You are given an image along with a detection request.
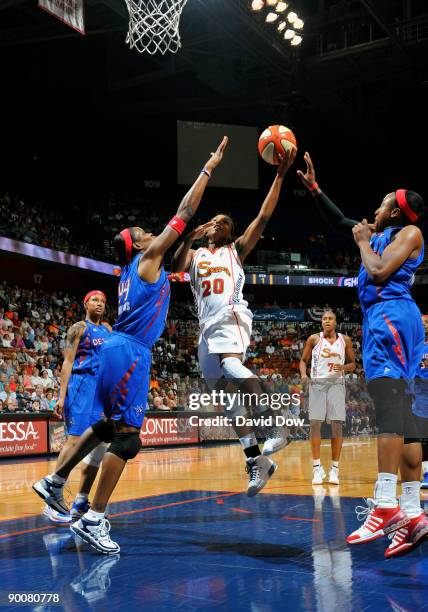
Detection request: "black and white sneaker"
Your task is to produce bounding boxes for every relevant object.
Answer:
[33,477,69,514]
[246,455,278,497]
[262,427,290,456]
[71,517,120,555]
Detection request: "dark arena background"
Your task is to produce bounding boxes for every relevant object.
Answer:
[1,1,427,611]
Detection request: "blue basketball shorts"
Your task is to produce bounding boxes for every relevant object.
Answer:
[64,372,103,436]
[362,299,424,381]
[93,332,151,429]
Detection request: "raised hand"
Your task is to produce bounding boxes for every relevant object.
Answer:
[277,146,297,178]
[187,221,215,241]
[205,136,229,171]
[296,151,316,189]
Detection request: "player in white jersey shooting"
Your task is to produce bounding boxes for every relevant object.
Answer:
[172,149,296,496]
[300,310,355,485]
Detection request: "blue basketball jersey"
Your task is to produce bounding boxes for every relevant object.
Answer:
[358,226,425,313]
[113,253,171,348]
[72,321,111,374]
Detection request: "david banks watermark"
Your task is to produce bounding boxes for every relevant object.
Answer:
[187,390,301,411]
[188,415,305,427]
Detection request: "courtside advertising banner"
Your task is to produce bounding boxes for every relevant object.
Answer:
[140,417,199,447]
[38,0,85,34]
[0,420,48,456]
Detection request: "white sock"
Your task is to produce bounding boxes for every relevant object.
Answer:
[422,461,428,475]
[48,473,66,485]
[331,461,339,469]
[400,481,422,519]
[374,473,398,508]
[75,493,88,504]
[239,433,258,450]
[85,509,105,522]
[313,459,321,468]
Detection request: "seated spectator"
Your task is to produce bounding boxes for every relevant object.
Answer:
[4,397,18,413]
[45,389,56,411]
[2,333,12,348]
[153,396,171,411]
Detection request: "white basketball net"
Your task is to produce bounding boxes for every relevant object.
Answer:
[124,0,188,55]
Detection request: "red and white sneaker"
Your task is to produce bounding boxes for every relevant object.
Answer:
[347,499,410,545]
[384,512,428,558]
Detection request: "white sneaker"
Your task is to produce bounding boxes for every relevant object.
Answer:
[71,517,120,555]
[43,504,71,523]
[246,455,278,497]
[312,465,326,485]
[328,466,340,485]
[33,477,68,514]
[262,427,290,456]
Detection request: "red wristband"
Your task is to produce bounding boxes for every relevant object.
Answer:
[310,182,319,192]
[168,215,187,235]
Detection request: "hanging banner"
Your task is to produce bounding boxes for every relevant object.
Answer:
[38,0,85,35]
[253,308,305,322]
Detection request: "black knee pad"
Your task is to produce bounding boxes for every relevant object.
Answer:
[92,419,114,443]
[367,378,406,435]
[108,432,142,461]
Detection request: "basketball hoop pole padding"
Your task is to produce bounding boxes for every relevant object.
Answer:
[124,0,188,55]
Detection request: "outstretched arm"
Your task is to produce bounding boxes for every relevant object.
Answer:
[297,152,359,233]
[139,137,228,281]
[235,148,297,264]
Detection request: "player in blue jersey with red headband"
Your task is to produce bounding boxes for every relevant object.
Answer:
[33,136,228,554]
[297,152,427,557]
[42,290,112,524]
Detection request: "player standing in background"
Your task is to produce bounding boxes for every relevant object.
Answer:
[297,152,428,557]
[172,149,296,496]
[33,137,228,554]
[300,309,355,485]
[44,291,111,523]
[414,314,428,489]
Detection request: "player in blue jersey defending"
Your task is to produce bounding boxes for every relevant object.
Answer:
[43,290,111,523]
[297,151,428,557]
[33,136,228,554]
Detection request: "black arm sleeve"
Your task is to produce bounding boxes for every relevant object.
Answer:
[312,190,358,234]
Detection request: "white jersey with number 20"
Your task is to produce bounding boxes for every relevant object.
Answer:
[190,243,249,328]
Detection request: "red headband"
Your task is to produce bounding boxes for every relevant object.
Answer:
[120,228,133,262]
[83,290,106,306]
[396,189,419,223]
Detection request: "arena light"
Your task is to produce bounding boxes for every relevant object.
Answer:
[290,34,303,45]
[275,1,288,12]
[287,11,298,23]
[266,0,278,5]
[251,0,265,10]
[294,18,304,29]
[277,20,287,32]
[265,11,279,22]
[284,28,295,39]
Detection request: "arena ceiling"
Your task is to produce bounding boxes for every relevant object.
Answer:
[1,0,427,196]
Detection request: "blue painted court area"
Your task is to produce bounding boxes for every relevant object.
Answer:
[1,491,427,612]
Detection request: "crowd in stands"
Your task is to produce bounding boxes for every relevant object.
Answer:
[1,192,362,272]
[0,279,375,435]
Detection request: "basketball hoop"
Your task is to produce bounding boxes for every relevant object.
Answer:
[124,0,188,55]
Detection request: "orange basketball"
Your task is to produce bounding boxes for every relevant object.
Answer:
[258,124,297,165]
